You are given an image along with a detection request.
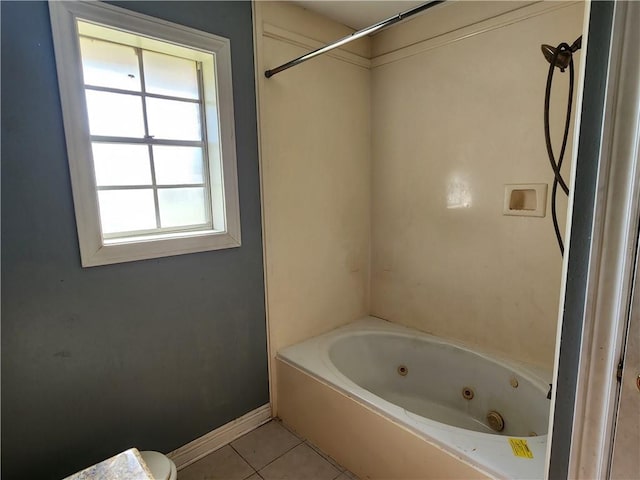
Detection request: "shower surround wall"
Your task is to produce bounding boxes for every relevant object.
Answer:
[370,1,584,369]
[254,2,371,410]
[256,2,584,417]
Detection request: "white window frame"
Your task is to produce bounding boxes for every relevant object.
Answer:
[49,1,241,267]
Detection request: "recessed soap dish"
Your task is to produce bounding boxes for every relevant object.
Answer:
[503,184,548,217]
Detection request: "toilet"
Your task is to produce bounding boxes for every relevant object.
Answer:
[140,451,177,480]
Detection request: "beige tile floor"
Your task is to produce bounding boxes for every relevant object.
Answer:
[178,420,358,480]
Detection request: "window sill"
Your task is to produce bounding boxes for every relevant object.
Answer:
[83,229,241,267]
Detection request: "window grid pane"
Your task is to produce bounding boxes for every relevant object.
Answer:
[92,143,152,186]
[79,36,141,91]
[152,146,205,185]
[158,187,208,228]
[98,189,156,234]
[80,36,213,239]
[85,90,145,137]
[143,50,199,99]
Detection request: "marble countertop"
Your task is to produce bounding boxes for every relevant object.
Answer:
[64,448,154,480]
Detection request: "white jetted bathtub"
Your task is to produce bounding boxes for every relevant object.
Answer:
[277,317,552,479]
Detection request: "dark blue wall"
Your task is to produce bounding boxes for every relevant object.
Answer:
[1,2,268,479]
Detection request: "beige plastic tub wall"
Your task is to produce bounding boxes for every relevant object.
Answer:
[277,360,490,480]
[370,1,585,369]
[254,1,372,412]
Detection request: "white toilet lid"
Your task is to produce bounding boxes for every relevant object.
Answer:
[140,450,173,480]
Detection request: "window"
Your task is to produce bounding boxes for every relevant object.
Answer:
[49,1,241,266]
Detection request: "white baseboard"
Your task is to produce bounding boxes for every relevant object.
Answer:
[167,404,272,470]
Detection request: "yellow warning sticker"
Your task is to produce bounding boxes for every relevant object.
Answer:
[508,438,534,459]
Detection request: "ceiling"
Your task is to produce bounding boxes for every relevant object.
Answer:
[292,1,430,30]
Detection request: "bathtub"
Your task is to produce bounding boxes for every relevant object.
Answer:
[277,316,551,479]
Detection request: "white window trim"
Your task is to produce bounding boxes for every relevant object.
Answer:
[49,1,241,267]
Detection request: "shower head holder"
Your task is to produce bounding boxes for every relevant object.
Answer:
[541,36,582,73]
[541,44,572,72]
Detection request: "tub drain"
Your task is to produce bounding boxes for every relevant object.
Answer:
[397,365,408,376]
[487,411,505,432]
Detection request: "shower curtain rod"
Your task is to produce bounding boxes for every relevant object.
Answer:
[264,0,444,78]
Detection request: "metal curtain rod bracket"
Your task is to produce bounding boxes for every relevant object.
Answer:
[264,0,444,78]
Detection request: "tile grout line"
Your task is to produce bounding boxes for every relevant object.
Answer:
[304,440,346,473]
[265,420,305,442]
[252,438,304,474]
[230,443,259,479]
[247,420,348,477]
[302,442,344,477]
[274,420,354,478]
[229,421,305,476]
[241,471,263,480]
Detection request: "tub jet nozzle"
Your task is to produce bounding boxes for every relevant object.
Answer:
[487,411,505,432]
